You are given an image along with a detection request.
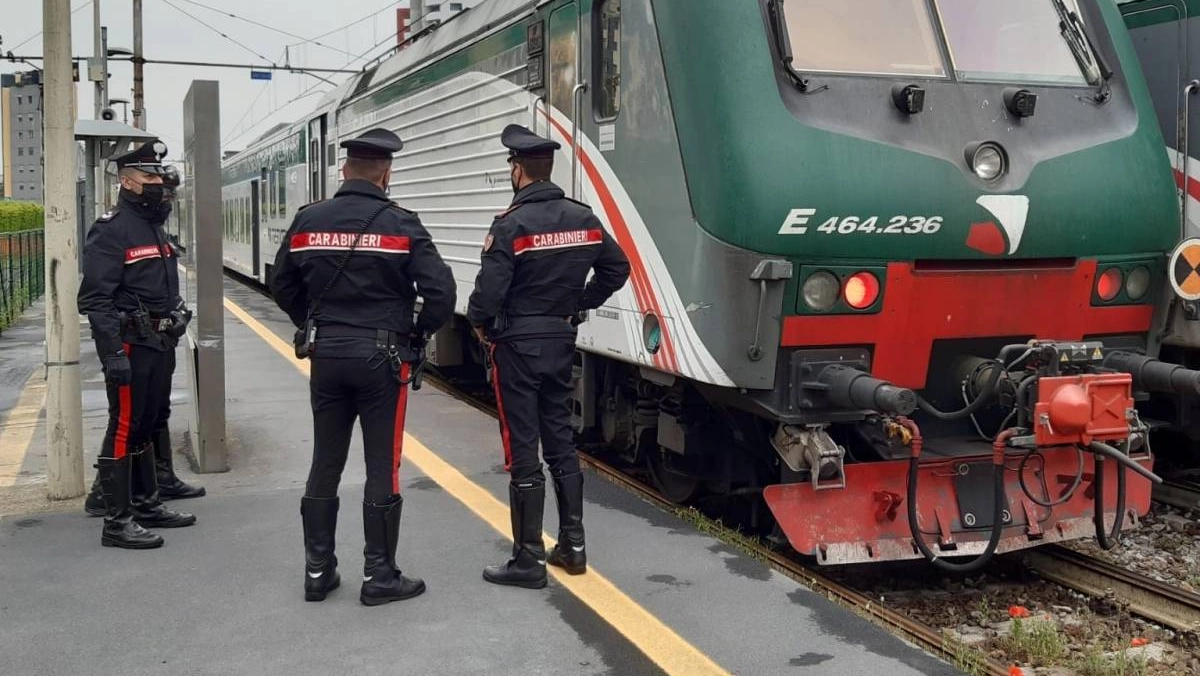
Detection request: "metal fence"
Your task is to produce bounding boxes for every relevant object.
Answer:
[0,230,46,333]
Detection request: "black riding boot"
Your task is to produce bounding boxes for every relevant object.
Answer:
[360,496,426,606]
[97,455,163,549]
[131,444,197,528]
[483,480,547,589]
[153,427,206,500]
[301,496,341,602]
[547,472,586,575]
[84,470,106,516]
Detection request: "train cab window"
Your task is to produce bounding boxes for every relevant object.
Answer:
[595,0,621,120]
[932,0,1092,86]
[777,0,946,77]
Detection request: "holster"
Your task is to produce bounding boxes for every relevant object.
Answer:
[294,316,317,359]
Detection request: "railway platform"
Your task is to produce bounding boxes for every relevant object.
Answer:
[0,279,965,676]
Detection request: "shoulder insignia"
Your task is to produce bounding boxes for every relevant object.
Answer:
[482,234,495,252]
[390,201,417,216]
[97,209,118,222]
[564,197,594,211]
[494,204,524,220]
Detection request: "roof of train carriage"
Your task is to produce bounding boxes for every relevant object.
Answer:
[340,0,539,108]
[224,0,540,168]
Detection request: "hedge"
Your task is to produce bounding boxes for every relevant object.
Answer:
[0,201,45,233]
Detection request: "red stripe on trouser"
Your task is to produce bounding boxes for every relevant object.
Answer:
[489,344,514,472]
[114,343,132,459]
[392,363,411,494]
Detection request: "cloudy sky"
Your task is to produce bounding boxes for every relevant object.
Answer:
[2,0,411,166]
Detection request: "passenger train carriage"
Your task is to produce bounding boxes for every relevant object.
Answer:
[214,0,1199,569]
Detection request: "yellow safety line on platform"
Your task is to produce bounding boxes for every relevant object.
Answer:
[223,296,730,676]
[0,368,47,488]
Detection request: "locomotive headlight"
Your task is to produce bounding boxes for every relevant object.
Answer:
[970,143,1007,181]
[803,271,840,311]
[1126,266,1151,301]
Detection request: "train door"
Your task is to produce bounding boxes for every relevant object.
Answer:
[1121,1,1191,234]
[547,2,580,198]
[250,175,262,277]
[308,115,327,201]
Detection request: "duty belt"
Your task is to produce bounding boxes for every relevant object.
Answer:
[317,325,407,350]
[123,315,175,333]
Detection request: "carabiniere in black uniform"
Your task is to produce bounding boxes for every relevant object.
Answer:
[78,140,198,550]
[468,124,630,589]
[82,163,205,518]
[270,128,456,605]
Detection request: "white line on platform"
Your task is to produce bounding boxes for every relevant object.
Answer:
[0,368,47,488]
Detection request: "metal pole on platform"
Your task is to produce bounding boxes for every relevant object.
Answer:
[100,26,112,210]
[44,0,86,499]
[132,0,145,130]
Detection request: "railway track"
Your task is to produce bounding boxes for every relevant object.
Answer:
[1024,545,1200,634]
[1154,479,1200,511]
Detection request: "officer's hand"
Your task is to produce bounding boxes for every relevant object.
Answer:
[472,325,488,345]
[102,352,132,386]
[570,310,589,328]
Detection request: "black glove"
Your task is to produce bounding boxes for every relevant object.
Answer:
[165,307,191,339]
[569,309,589,328]
[102,352,132,385]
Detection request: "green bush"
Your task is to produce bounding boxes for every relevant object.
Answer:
[0,201,45,233]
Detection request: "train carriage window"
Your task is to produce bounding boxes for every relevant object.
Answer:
[932,0,1092,86]
[548,8,578,117]
[277,167,287,219]
[595,0,621,120]
[778,0,946,77]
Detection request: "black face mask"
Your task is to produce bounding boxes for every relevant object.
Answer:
[510,167,520,195]
[140,184,165,204]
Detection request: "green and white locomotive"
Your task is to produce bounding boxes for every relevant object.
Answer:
[219,0,1197,569]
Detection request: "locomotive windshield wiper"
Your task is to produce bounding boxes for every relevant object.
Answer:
[768,0,825,94]
[1051,0,1114,102]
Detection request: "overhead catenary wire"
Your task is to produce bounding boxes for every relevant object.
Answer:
[161,0,275,65]
[223,26,401,146]
[302,0,403,43]
[5,0,94,53]
[172,0,370,62]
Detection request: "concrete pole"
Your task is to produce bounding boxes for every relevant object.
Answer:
[133,0,144,130]
[43,0,86,499]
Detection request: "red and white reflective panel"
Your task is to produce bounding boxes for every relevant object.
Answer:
[124,245,172,264]
[512,229,603,256]
[289,231,410,254]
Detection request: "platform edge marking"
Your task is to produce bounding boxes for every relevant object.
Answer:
[223,296,731,676]
[0,368,48,488]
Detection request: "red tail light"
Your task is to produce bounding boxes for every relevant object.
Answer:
[1096,268,1122,301]
[843,272,880,310]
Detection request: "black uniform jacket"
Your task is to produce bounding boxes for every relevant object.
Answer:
[78,191,182,356]
[269,179,456,350]
[467,181,630,340]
